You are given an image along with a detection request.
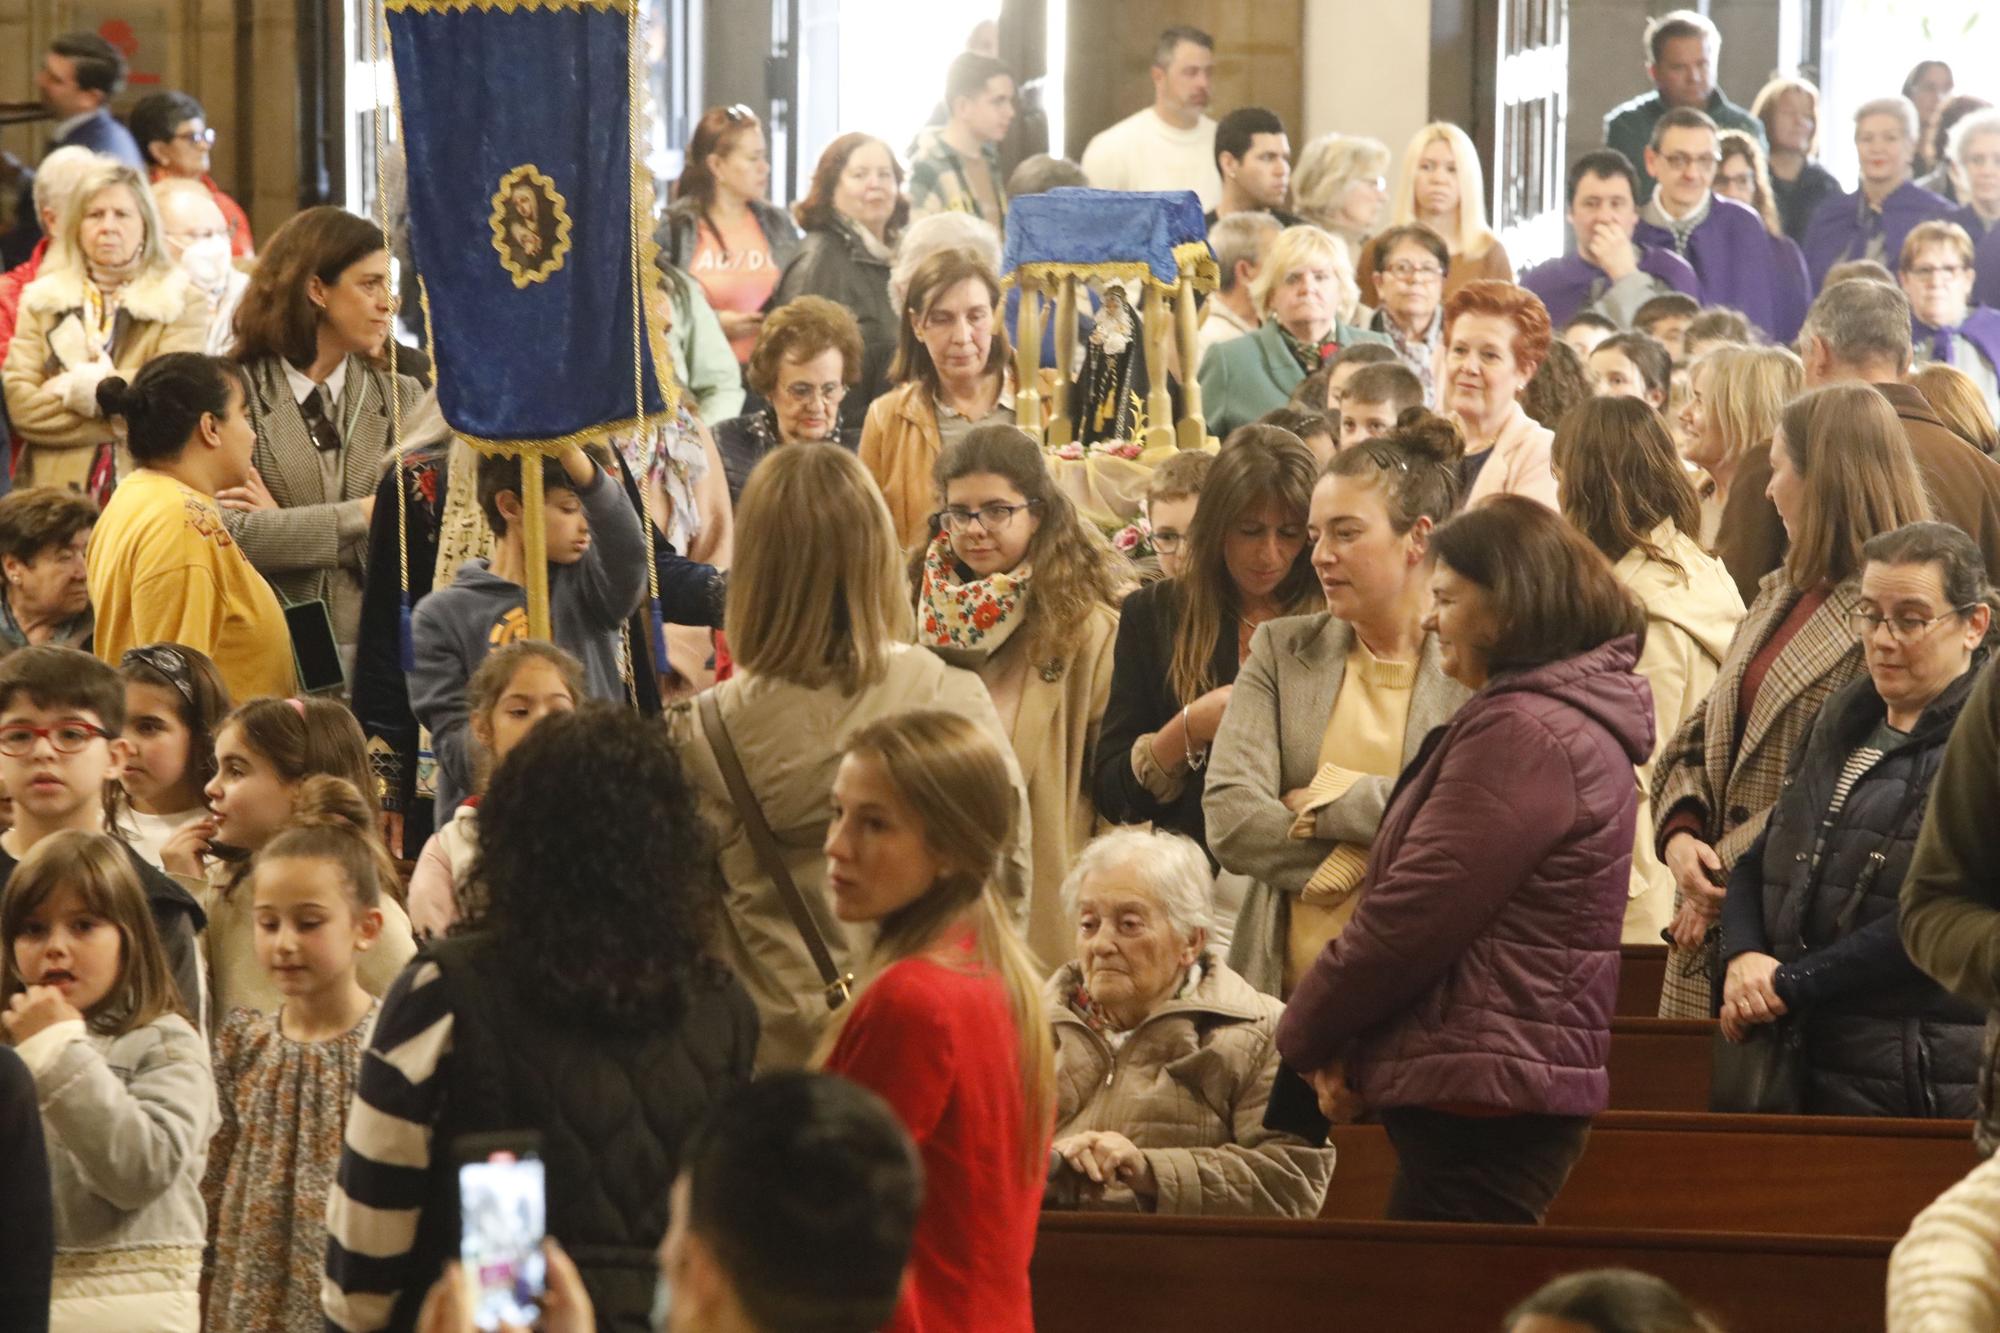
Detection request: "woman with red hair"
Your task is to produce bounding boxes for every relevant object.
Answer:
[659,105,803,364]
[1442,280,1558,510]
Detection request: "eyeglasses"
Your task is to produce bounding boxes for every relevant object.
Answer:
[1148,529,1186,554]
[1659,152,1721,172]
[122,644,198,714]
[781,380,848,406]
[1847,605,1974,644]
[937,500,1039,533]
[0,722,108,757]
[1716,170,1755,192]
[1905,264,1967,281]
[173,127,218,147]
[1383,260,1444,283]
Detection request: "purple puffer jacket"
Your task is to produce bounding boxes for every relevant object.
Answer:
[1277,635,1654,1117]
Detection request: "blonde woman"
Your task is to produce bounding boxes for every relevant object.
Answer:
[1357,123,1513,307]
[4,159,204,492]
[1678,344,1802,601]
[1293,134,1392,260]
[1752,75,1840,244]
[666,443,1030,1069]
[1198,225,1389,436]
[1911,361,1999,454]
[818,709,1055,1333]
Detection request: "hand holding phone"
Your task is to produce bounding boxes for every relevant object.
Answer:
[457,1135,547,1332]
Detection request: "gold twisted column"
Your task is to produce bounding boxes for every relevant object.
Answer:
[1048,276,1078,448]
[1175,278,1205,450]
[1141,284,1173,452]
[1015,282,1043,436]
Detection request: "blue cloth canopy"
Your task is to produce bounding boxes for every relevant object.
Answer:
[1001,188,1217,292]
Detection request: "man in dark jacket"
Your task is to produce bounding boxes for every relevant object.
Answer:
[1797,278,2000,578]
[7,33,144,264]
[1602,10,1767,206]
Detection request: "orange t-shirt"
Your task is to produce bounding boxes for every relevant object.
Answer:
[689,210,779,363]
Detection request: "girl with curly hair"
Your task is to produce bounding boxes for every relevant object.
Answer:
[919,424,1128,970]
[323,703,759,1332]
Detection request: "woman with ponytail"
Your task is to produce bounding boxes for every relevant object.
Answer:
[83,352,296,701]
[818,709,1054,1333]
[202,775,390,1332]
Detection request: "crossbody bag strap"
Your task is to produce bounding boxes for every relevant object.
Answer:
[697,691,852,1010]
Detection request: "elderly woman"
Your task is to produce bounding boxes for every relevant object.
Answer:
[710,295,863,504]
[1357,123,1513,308]
[1205,413,1470,996]
[129,89,251,258]
[1653,384,1932,1018]
[1945,109,2000,239]
[1720,521,1990,1118]
[770,133,907,431]
[1753,75,1842,244]
[3,159,205,493]
[1802,96,1955,291]
[1045,828,1335,1218]
[0,486,95,651]
[1198,225,1388,438]
[1294,134,1392,259]
[1363,223,1450,405]
[859,245,1012,549]
[1278,496,1653,1224]
[1442,280,1558,508]
[1900,220,2000,415]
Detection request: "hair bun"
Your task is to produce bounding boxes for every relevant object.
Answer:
[95,376,134,419]
[285,774,372,837]
[1388,408,1466,465]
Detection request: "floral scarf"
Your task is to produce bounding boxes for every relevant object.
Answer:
[917,531,1031,658]
[1066,961,1205,1050]
[1277,321,1341,376]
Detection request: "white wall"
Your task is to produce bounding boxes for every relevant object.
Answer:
[1301,0,1432,153]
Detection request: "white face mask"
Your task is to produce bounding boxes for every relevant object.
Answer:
[179,235,232,293]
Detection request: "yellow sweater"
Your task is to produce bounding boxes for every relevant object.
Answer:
[1283,638,1417,994]
[87,471,297,701]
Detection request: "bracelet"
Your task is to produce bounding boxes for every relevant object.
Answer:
[1182,704,1207,773]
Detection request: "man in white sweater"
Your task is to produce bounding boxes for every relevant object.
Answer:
[1079,26,1221,211]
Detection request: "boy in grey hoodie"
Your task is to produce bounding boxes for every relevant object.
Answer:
[410,442,645,814]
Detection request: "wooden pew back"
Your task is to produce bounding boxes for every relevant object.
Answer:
[1321,1110,1977,1238]
[1032,1214,1891,1333]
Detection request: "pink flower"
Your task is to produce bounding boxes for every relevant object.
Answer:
[1113,525,1142,552]
[1107,441,1141,459]
[1055,441,1085,460]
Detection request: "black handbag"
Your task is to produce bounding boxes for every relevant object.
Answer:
[1710,1020,1805,1113]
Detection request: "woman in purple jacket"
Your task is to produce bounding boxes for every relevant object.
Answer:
[1277,496,1655,1225]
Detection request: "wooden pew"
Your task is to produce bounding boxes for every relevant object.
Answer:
[1320,1110,1977,1238]
[1032,1214,1891,1333]
[1609,1017,1713,1111]
[1617,941,1668,1016]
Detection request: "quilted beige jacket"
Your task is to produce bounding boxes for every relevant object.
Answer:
[1047,957,1334,1218]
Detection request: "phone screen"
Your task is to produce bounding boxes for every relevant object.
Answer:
[458,1149,547,1331]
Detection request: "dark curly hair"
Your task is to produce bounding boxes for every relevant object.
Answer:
[473,703,720,1031]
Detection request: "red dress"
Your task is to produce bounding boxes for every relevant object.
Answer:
[825,940,1043,1332]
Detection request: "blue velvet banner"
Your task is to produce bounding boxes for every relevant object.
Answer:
[1002,188,1216,290]
[386,0,671,450]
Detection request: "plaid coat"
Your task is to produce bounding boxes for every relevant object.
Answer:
[1649,571,1867,1016]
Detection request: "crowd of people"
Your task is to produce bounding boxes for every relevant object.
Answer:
[10,9,2000,1332]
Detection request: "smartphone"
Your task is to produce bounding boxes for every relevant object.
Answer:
[283,598,346,695]
[456,1133,547,1332]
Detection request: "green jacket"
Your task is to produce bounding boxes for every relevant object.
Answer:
[1197,316,1390,438]
[1604,88,1768,205]
[1901,653,2000,1151]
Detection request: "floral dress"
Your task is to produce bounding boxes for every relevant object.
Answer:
[202,1001,378,1332]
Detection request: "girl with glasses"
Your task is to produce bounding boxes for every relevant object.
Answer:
[918,426,1126,972]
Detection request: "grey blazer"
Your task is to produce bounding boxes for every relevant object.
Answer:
[1202,612,1470,994]
[225,355,425,626]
